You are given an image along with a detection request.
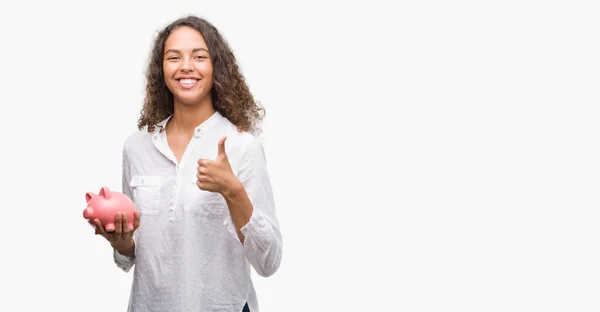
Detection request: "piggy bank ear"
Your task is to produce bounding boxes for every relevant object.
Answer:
[99,187,112,200]
[85,192,96,203]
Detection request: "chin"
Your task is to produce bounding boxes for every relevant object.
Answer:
[175,94,209,106]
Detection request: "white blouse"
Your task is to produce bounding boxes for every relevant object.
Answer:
[113,111,282,312]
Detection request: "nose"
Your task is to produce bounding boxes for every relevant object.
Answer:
[180,57,195,72]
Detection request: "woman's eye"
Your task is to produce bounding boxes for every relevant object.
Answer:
[195,55,207,59]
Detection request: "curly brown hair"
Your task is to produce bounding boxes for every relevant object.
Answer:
[137,15,264,134]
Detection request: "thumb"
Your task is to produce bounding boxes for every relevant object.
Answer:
[217,135,228,158]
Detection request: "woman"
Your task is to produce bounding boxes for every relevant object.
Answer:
[93,15,282,312]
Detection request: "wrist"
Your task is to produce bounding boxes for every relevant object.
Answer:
[222,177,244,201]
[114,239,135,256]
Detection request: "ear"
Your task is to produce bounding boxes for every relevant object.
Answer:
[99,187,112,200]
[85,192,96,203]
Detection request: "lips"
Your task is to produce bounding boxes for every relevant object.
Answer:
[176,78,200,89]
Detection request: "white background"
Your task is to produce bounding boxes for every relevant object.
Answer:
[0,0,598,311]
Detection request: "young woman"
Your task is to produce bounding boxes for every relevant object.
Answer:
[93,15,282,312]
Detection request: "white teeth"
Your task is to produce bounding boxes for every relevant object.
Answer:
[180,79,198,85]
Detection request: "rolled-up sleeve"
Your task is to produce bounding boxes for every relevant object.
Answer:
[113,143,137,272]
[234,136,283,277]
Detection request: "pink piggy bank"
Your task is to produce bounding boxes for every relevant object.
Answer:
[83,186,137,232]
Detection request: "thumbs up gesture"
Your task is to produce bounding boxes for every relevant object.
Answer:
[196,135,236,195]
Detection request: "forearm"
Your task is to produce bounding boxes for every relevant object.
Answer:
[114,240,136,259]
[222,177,282,276]
[219,136,283,277]
[222,179,254,244]
[113,239,136,272]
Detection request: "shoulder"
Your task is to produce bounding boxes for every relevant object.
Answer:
[122,126,156,157]
[219,116,262,148]
[227,124,264,152]
[218,119,267,165]
[237,132,267,166]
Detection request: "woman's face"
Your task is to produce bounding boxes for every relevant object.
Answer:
[163,26,214,106]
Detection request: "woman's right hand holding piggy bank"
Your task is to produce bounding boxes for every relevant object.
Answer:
[94,212,141,258]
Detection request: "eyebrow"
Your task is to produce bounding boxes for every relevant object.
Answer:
[165,48,209,54]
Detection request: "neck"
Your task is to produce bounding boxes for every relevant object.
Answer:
[168,97,216,134]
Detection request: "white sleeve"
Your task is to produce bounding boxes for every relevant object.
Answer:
[226,136,283,277]
[113,143,137,272]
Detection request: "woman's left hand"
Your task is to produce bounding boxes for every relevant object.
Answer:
[196,136,237,195]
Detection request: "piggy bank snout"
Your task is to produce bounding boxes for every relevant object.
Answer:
[83,207,94,219]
